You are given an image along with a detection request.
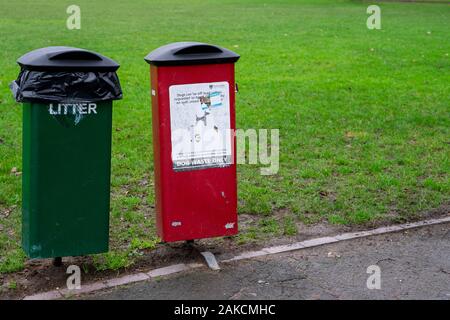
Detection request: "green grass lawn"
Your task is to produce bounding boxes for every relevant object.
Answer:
[0,0,449,273]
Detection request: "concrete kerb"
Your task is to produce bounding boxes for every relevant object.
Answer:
[22,215,450,300]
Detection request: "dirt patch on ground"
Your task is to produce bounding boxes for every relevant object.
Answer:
[0,203,448,300]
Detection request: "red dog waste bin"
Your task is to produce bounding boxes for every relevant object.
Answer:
[145,42,240,242]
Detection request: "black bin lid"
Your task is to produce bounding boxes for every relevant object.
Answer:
[17,46,120,71]
[144,42,240,66]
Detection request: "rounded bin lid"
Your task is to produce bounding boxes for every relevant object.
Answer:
[144,42,240,66]
[17,46,120,71]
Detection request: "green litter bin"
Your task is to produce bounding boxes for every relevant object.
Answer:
[10,46,122,259]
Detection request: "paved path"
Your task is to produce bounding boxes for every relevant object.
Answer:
[86,222,450,300]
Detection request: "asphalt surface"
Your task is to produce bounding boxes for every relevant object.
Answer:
[86,222,450,300]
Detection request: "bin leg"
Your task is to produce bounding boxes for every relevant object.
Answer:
[53,257,62,267]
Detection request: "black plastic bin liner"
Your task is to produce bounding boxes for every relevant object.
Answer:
[10,46,123,103]
[10,69,122,103]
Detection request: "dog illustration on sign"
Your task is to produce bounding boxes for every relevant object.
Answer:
[193,91,222,143]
